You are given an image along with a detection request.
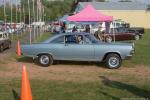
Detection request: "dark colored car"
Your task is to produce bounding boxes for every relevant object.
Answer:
[129,27,145,34]
[100,28,142,42]
[0,32,11,52]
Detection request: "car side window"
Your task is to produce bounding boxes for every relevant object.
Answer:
[65,35,77,44]
[51,36,64,44]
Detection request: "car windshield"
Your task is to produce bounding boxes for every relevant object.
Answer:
[85,34,99,43]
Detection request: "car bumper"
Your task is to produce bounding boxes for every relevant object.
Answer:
[124,55,133,59]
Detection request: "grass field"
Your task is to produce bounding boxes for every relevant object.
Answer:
[0,75,150,100]
[35,32,54,43]
[0,30,150,100]
[131,29,150,65]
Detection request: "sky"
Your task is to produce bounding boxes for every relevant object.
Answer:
[0,0,150,5]
[0,0,20,5]
[110,0,150,4]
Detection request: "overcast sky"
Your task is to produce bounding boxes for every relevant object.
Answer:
[0,0,20,5]
[0,0,150,5]
[110,0,150,4]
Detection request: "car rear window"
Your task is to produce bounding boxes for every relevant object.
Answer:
[51,35,64,43]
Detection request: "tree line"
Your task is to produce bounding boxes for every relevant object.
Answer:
[0,0,73,23]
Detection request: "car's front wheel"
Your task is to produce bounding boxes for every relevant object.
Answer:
[0,45,3,52]
[134,35,140,40]
[106,36,112,43]
[38,54,53,67]
[8,42,11,49]
[105,54,122,69]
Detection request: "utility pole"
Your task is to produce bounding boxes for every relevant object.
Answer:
[16,0,18,37]
[10,0,13,39]
[19,0,22,36]
[28,0,31,43]
[4,0,6,32]
[37,0,39,39]
[33,0,35,41]
[23,4,25,32]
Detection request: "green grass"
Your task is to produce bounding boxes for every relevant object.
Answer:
[0,78,150,100]
[35,32,53,42]
[10,32,26,41]
[125,29,150,66]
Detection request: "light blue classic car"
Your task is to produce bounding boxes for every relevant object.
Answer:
[21,32,134,69]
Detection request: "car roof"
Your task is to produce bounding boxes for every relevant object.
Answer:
[57,32,90,36]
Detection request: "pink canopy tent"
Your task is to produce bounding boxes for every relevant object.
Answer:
[68,4,113,22]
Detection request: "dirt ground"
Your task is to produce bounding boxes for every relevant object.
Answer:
[0,51,150,83]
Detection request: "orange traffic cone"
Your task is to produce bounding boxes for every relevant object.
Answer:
[21,66,33,100]
[17,40,21,56]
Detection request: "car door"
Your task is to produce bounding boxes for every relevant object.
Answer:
[60,34,94,61]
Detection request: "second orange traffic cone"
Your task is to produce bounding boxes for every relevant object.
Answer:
[21,66,33,100]
[17,40,21,56]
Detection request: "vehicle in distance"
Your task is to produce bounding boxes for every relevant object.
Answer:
[21,32,135,69]
[129,27,144,34]
[0,31,11,52]
[101,28,142,42]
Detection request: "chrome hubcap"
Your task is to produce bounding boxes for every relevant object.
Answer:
[40,55,49,65]
[108,57,119,68]
[107,37,112,43]
[135,35,139,40]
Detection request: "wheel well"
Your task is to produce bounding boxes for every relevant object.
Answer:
[0,43,4,46]
[0,43,4,48]
[37,53,53,59]
[102,52,121,61]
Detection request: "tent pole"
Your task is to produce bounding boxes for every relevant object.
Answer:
[113,22,115,42]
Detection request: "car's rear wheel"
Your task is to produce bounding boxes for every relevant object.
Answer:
[8,42,11,49]
[105,54,122,69]
[134,35,140,40]
[38,54,53,67]
[0,45,4,52]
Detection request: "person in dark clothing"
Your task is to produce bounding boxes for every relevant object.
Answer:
[72,26,77,32]
[85,24,90,33]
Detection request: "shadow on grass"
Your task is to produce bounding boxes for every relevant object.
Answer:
[17,57,106,68]
[99,76,150,98]
[98,91,120,100]
[12,89,20,100]
[17,57,34,63]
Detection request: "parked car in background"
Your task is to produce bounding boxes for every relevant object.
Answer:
[0,31,11,52]
[129,27,145,34]
[21,32,134,69]
[100,28,142,42]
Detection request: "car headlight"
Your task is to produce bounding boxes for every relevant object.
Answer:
[131,42,135,54]
[130,49,135,54]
